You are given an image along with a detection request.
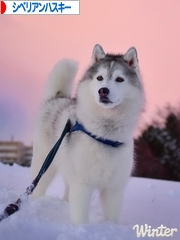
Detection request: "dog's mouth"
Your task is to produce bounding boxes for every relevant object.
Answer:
[99,97,112,104]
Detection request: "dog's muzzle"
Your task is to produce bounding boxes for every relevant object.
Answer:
[98,88,111,104]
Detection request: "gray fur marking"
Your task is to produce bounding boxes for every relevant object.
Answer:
[82,54,141,89]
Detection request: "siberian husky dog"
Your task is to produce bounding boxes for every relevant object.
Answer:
[31,44,145,224]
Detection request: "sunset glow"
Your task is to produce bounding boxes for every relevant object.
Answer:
[0,0,180,143]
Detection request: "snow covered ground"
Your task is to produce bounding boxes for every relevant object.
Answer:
[0,163,179,240]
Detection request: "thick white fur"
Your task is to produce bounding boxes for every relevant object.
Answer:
[31,47,145,224]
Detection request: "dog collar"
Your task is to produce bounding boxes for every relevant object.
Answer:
[70,121,123,148]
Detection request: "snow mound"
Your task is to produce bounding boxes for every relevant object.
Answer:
[0,163,179,240]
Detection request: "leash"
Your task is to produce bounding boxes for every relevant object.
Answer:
[0,119,71,223]
[0,118,122,223]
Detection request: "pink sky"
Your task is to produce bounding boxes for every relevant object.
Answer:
[0,0,180,144]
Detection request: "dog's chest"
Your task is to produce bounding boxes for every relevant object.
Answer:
[66,133,124,187]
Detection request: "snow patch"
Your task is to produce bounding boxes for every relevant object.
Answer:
[0,163,179,240]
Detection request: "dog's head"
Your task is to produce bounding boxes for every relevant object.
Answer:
[80,44,143,109]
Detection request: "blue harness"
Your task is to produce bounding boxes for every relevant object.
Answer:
[71,121,123,148]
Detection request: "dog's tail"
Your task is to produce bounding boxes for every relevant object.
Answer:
[44,59,78,100]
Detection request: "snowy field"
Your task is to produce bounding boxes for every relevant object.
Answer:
[0,163,179,240]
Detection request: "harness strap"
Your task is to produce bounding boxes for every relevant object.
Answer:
[71,121,123,147]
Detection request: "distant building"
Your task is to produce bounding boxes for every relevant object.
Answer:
[0,140,32,167]
[23,145,33,167]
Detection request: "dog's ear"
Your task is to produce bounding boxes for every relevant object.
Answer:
[91,44,106,65]
[123,47,138,68]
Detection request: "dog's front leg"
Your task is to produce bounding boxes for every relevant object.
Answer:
[69,182,92,224]
[100,186,125,224]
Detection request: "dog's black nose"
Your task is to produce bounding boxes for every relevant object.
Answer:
[98,88,109,97]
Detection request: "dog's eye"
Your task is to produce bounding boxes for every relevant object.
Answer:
[97,76,103,81]
[115,77,124,83]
